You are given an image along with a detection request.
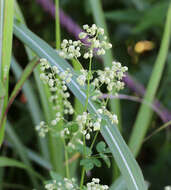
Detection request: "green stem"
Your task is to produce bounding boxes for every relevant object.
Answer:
[55,0,60,49]
[84,57,92,111]
[129,2,171,157]
[80,167,86,189]
[63,139,70,178]
[90,131,99,150]
[143,120,171,143]
[80,57,93,188]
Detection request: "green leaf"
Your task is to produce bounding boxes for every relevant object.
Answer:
[92,158,101,167]
[0,157,44,181]
[80,158,101,172]
[100,153,111,168]
[80,158,94,172]
[76,144,92,157]
[67,122,79,133]
[96,141,107,153]
[13,20,147,190]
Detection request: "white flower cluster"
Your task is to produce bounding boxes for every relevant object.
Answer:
[79,24,112,57]
[59,24,112,60]
[95,61,128,92]
[76,112,102,140]
[45,178,78,190]
[35,121,48,138]
[51,112,62,126]
[40,58,50,71]
[45,178,109,190]
[86,178,109,190]
[76,69,88,86]
[59,68,73,84]
[165,186,171,190]
[36,59,74,138]
[59,39,82,59]
[98,107,118,124]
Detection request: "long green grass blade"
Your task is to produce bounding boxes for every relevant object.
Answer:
[129,2,171,157]
[5,122,40,188]
[0,156,44,181]
[0,0,14,146]
[0,0,4,68]
[13,21,147,190]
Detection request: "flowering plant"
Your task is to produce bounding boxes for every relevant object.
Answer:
[36,24,128,190]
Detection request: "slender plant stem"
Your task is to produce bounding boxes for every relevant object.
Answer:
[144,120,171,143]
[129,2,171,157]
[55,0,60,49]
[90,131,99,150]
[80,57,93,188]
[63,139,70,178]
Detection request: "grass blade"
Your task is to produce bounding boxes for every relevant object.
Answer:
[129,2,171,156]
[0,0,4,68]
[13,20,147,190]
[0,156,44,181]
[0,0,14,146]
[5,121,40,188]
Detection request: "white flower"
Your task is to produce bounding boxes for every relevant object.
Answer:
[165,186,171,190]
[35,121,49,138]
[79,32,87,39]
[83,52,89,59]
[93,119,101,131]
[86,133,90,140]
[59,39,81,59]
